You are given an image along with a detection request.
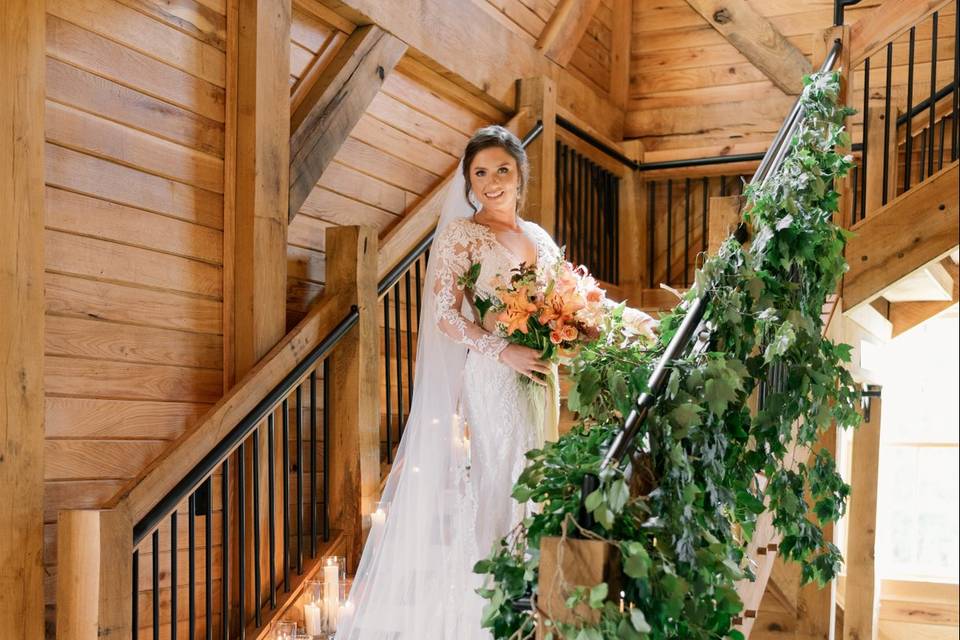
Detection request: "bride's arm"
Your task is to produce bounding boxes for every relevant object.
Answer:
[432,226,509,360]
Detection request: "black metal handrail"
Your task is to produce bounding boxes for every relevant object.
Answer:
[577,39,844,523]
[557,115,640,170]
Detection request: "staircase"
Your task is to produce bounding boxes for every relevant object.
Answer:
[51,2,958,639]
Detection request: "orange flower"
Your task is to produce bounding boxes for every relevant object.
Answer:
[538,286,585,326]
[560,324,578,342]
[497,285,537,335]
[549,329,564,344]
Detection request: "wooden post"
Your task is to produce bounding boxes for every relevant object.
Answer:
[517,77,557,237]
[0,1,45,638]
[231,0,291,380]
[56,510,132,640]
[843,387,882,640]
[618,159,644,298]
[794,424,839,640]
[325,226,380,573]
[708,195,744,255]
[813,26,852,229]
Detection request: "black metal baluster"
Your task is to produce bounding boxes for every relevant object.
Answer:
[592,164,599,274]
[684,177,691,286]
[252,427,262,628]
[281,400,290,593]
[883,42,893,205]
[904,26,916,192]
[919,130,928,181]
[577,156,590,264]
[939,113,947,170]
[647,181,656,288]
[322,359,331,543]
[152,530,160,640]
[383,292,392,464]
[851,165,859,225]
[132,549,139,640]
[171,511,178,640]
[606,171,614,282]
[404,271,414,422]
[414,258,423,332]
[309,370,318,558]
[237,444,245,637]
[860,57,870,222]
[560,144,568,251]
[393,283,403,436]
[555,139,562,239]
[666,179,673,286]
[295,385,303,574]
[701,177,708,254]
[189,495,196,640]
[267,413,276,609]
[220,459,229,640]
[204,477,212,640]
[928,12,939,178]
[613,172,621,283]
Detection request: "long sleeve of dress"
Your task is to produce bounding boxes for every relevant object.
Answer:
[433,224,509,360]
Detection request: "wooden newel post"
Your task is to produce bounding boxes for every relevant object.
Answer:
[56,509,132,640]
[536,536,622,638]
[813,25,852,228]
[708,195,745,255]
[325,226,380,574]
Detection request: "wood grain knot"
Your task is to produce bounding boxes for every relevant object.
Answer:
[713,8,732,24]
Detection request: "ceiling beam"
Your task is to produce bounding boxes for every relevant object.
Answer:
[536,0,602,67]
[288,24,406,222]
[319,0,624,140]
[685,0,812,95]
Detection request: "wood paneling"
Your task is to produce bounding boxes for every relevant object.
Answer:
[41,0,228,628]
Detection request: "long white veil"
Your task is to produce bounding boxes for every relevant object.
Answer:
[336,160,491,639]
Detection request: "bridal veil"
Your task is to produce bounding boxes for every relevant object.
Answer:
[335,160,491,639]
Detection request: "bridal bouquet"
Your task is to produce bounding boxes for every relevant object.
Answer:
[461,257,611,364]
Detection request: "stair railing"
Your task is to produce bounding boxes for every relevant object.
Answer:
[576,38,844,525]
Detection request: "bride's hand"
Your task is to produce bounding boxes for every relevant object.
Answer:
[498,344,551,385]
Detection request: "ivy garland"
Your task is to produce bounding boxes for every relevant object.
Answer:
[474,72,862,640]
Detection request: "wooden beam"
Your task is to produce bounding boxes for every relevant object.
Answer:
[850,0,953,68]
[536,0,602,68]
[289,25,407,221]
[55,510,131,640]
[323,0,624,141]
[0,1,45,638]
[844,161,959,309]
[843,388,882,640]
[618,141,644,287]
[517,77,557,237]
[888,259,958,337]
[324,226,379,573]
[685,0,812,95]
[233,0,292,380]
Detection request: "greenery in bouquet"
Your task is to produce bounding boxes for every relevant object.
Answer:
[474,71,862,640]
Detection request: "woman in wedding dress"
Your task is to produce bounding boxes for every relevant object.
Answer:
[335,126,653,640]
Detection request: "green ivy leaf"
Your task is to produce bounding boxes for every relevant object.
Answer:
[630,608,652,633]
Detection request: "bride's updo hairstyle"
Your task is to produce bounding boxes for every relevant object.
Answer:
[461,125,530,214]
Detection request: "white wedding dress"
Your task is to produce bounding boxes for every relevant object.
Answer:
[334,165,563,640]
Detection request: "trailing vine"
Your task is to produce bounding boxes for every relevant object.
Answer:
[474,72,862,640]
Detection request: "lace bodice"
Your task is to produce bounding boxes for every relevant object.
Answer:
[432,217,561,359]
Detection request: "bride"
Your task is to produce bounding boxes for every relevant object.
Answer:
[335,125,654,639]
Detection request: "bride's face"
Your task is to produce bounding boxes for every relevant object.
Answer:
[468,146,520,213]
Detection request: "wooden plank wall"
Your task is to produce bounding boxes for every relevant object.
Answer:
[628,0,957,163]
[475,0,615,98]
[42,0,228,630]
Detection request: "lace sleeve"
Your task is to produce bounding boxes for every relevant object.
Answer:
[432,224,509,360]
